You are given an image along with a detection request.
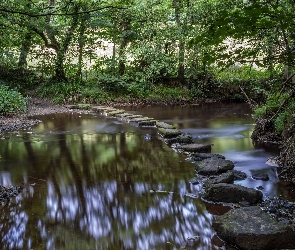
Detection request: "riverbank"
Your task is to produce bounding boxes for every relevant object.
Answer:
[0,98,91,134]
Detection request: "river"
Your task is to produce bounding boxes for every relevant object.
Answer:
[0,102,291,249]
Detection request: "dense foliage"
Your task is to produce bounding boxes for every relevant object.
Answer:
[0,0,294,130]
[0,84,27,115]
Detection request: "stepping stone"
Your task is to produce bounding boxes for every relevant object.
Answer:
[64,104,79,109]
[158,128,182,138]
[165,134,194,145]
[120,115,143,120]
[213,206,295,250]
[177,143,212,153]
[156,121,176,129]
[204,183,263,204]
[116,113,136,118]
[77,104,91,109]
[105,109,126,116]
[91,106,110,112]
[195,157,234,175]
[138,120,157,127]
[128,117,155,123]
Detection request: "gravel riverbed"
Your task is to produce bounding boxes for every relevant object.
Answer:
[0,98,89,134]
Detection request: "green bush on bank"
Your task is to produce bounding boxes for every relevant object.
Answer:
[0,84,27,115]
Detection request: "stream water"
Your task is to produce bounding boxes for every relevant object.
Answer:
[0,102,291,250]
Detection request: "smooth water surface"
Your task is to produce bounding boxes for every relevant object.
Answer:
[0,103,290,250]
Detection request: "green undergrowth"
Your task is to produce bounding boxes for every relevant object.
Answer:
[34,77,194,105]
[0,83,27,115]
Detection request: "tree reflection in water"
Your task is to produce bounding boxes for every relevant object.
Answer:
[0,104,268,250]
[0,108,259,249]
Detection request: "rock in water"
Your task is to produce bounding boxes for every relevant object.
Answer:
[213,206,295,250]
[203,183,263,204]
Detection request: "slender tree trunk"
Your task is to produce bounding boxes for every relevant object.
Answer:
[18,32,32,72]
[76,16,87,81]
[54,5,79,81]
[118,18,130,76]
[173,0,185,83]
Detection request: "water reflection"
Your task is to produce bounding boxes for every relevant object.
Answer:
[0,103,289,249]
[0,112,217,249]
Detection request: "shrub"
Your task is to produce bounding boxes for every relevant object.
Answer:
[0,84,27,115]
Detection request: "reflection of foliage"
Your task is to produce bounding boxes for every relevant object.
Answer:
[0,113,215,249]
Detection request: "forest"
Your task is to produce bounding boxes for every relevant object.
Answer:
[0,0,295,180]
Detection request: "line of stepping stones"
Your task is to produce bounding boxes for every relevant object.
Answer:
[73,105,295,250]
[89,105,213,154]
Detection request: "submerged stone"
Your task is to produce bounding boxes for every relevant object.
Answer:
[213,206,295,250]
[195,157,234,175]
[204,183,263,204]
[252,173,269,181]
[233,170,247,180]
[158,128,182,138]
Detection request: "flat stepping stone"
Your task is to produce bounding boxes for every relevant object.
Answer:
[77,104,91,109]
[204,171,234,186]
[116,113,136,118]
[191,153,225,162]
[128,117,155,123]
[138,120,157,127]
[92,106,111,112]
[165,134,194,145]
[120,115,143,120]
[105,109,126,116]
[195,157,234,175]
[64,104,79,109]
[158,128,182,138]
[213,206,295,250]
[156,121,176,129]
[177,143,211,153]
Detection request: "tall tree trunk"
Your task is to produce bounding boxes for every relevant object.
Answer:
[173,0,185,83]
[54,5,80,81]
[76,16,87,81]
[118,17,131,76]
[18,32,32,72]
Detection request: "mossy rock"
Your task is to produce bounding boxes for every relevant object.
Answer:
[77,103,91,109]
[158,128,182,138]
[138,120,157,127]
[106,109,126,116]
[156,121,176,129]
[177,143,212,153]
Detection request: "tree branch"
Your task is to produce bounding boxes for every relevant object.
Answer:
[0,5,126,17]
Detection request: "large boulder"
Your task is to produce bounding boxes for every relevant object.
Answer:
[212,206,295,250]
[195,157,234,175]
[203,183,263,204]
